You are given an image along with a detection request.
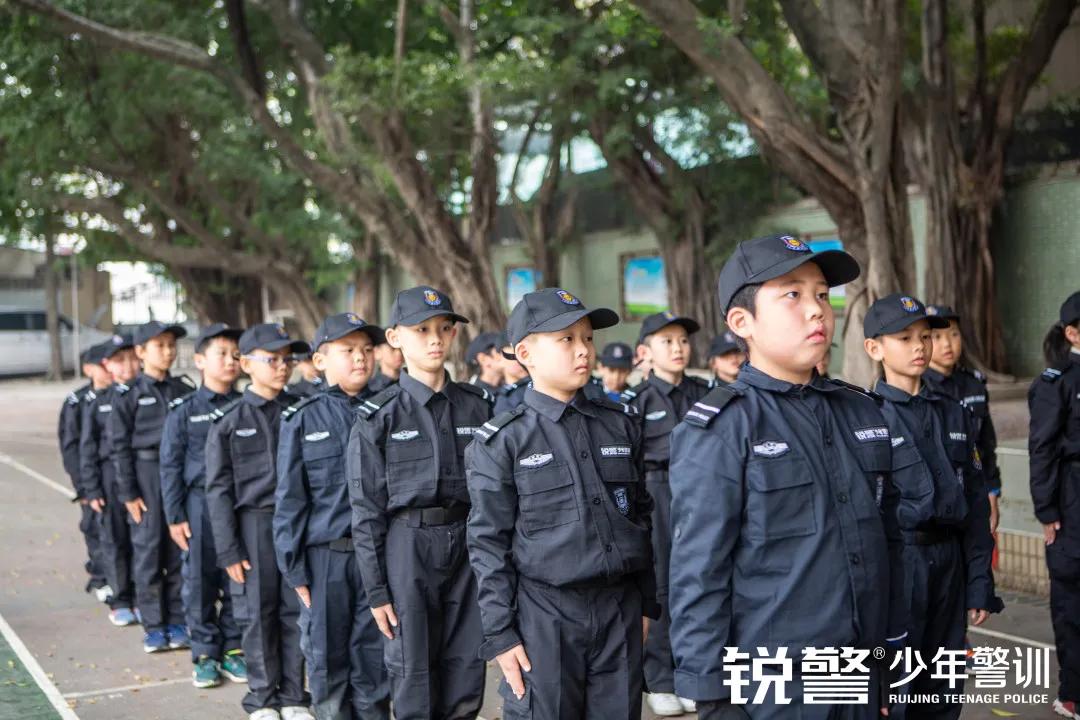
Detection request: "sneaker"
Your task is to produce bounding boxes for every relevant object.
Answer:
[143,630,168,653]
[93,585,114,604]
[134,608,143,625]
[166,624,190,650]
[221,649,248,683]
[281,707,315,720]
[248,710,281,720]
[192,656,223,689]
[1054,699,1080,719]
[109,608,138,627]
[678,697,697,713]
[645,692,685,716]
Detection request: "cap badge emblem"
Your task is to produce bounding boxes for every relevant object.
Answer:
[423,290,441,306]
[900,296,918,313]
[781,235,810,252]
[556,290,580,305]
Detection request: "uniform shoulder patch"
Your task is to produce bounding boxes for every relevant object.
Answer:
[177,375,198,390]
[826,378,884,405]
[589,395,640,417]
[114,382,130,395]
[683,386,740,428]
[475,406,527,443]
[970,368,987,383]
[66,391,80,406]
[210,397,243,423]
[457,381,495,405]
[357,385,402,420]
[282,394,320,421]
[168,393,194,410]
[85,389,98,402]
[620,380,648,402]
[1041,367,1063,382]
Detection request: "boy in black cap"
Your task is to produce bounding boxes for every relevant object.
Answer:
[596,341,633,401]
[620,311,709,717]
[206,324,312,720]
[863,294,999,719]
[160,323,247,688]
[111,320,198,653]
[466,330,505,396]
[706,331,745,388]
[287,350,325,398]
[369,341,405,393]
[667,235,905,719]
[81,335,140,627]
[60,343,112,601]
[348,286,493,720]
[466,287,658,719]
[923,304,1002,533]
[274,313,389,720]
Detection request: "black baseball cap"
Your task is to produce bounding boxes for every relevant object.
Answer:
[598,342,633,369]
[312,313,385,351]
[134,320,187,346]
[718,234,860,313]
[708,330,742,358]
[389,286,469,327]
[239,323,310,355]
[101,333,134,360]
[925,304,960,322]
[864,293,950,338]
[194,323,243,352]
[81,342,110,366]
[466,331,502,363]
[504,288,618,358]
[1060,291,1080,327]
[637,311,701,345]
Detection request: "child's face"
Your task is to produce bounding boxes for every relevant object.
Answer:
[729,262,834,375]
[476,349,504,381]
[104,348,139,384]
[710,350,745,383]
[597,363,630,393]
[387,316,457,376]
[643,325,691,374]
[314,331,375,394]
[375,343,405,374]
[518,317,595,396]
[83,362,111,386]
[296,359,319,381]
[135,333,178,373]
[930,320,963,371]
[499,348,529,383]
[242,348,291,392]
[195,337,240,386]
[864,318,932,380]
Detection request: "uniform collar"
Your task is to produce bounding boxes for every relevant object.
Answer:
[1071,347,1080,363]
[398,370,460,406]
[738,363,821,395]
[525,386,597,422]
[325,384,369,405]
[873,379,930,404]
[243,387,276,407]
[138,371,171,388]
[646,372,681,395]
[922,367,949,385]
[196,384,235,403]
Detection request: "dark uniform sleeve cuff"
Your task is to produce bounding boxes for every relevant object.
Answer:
[674,669,730,702]
[1034,508,1060,525]
[478,628,523,661]
[215,548,245,568]
[166,513,187,526]
[643,600,662,621]
[365,587,391,609]
[284,568,310,589]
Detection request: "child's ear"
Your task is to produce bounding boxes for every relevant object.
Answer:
[726,307,752,342]
[1065,324,1080,346]
[863,337,883,362]
[385,327,402,350]
[312,351,328,373]
[193,354,206,371]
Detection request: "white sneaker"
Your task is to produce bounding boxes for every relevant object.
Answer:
[94,585,114,603]
[646,692,685,716]
[281,707,315,720]
[1053,699,1080,719]
[679,697,697,713]
[248,710,281,720]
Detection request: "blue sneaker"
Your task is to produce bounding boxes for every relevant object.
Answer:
[192,656,222,688]
[166,624,190,650]
[143,630,168,653]
[221,650,247,683]
[109,608,138,627]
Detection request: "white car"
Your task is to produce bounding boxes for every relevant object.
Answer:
[0,307,111,376]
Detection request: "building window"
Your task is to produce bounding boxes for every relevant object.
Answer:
[506,266,541,309]
[620,253,669,320]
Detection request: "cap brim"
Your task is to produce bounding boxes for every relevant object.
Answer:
[394,309,470,327]
[599,356,633,369]
[139,324,187,344]
[318,325,387,349]
[874,313,950,337]
[503,307,619,358]
[708,344,740,358]
[639,317,700,344]
[257,339,311,354]
[198,328,243,346]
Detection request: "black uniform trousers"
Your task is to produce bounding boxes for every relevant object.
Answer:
[96,461,134,610]
[182,489,241,660]
[231,510,308,713]
[131,456,183,631]
[383,515,484,720]
[1047,543,1080,703]
[643,467,675,694]
[79,503,108,591]
[891,538,966,720]
[301,543,389,720]
[499,576,644,720]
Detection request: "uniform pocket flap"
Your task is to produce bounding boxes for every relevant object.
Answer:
[386,439,433,462]
[890,441,922,470]
[747,460,812,492]
[515,464,571,495]
[853,444,891,473]
[301,439,341,462]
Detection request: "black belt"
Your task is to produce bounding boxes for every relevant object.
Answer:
[396,505,469,527]
[326,537,353,552]
[903,527,960,545]
[135,449,159,461]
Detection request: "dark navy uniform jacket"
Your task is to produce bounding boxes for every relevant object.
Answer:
[159,385,240,525]
[874,381,997,610]
[667,365,906,701]
[622,373,710,470]
[206,389,298,568]
[274,384,373,589]
[79,384,122,501]
[347,372,494,608]
[110,372,195,503]
[924,366,1001,493]
[286,376,324,398]
[1029,351,1080,558]
[493,378,529,415]
[59,382,93,497]
[465,387,659,661]
[368,372,398,394]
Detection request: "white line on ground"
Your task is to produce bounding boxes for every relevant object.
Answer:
[0,451,77,500]
[0,610,81,719]
[968,625,1056,651]
[61,676,192,699]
